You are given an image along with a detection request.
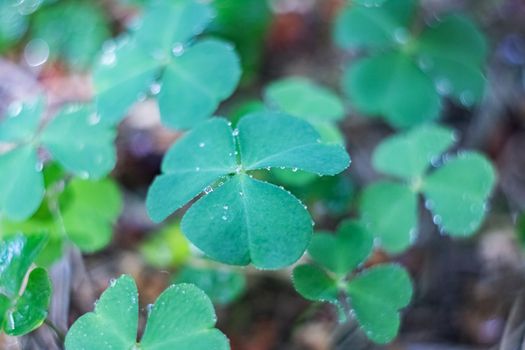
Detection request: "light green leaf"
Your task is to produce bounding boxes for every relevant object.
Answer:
[372,124,456,180]
[158,39,241,129]
[65,275,229,350]
[41,105,117,179]
[146,118,237,223]
[422,152,496,236]
[61,178,123,252]
[0,146,45,221]
[264,77,345,123]
[182,174,312,269]
[3,267,52,336]
[0,234,51,336]
[344,51,441,128]
[174,266,246,305]
[0,98,43,143]
[94,39,161,125]
[134,0,213,54]
[347,264,412,344]
[334,0,416,50]
[32,2,110,70]
[308,220,373,275]
[292,264,339,304]
[360,181,417,253]
[237,112,350,173]
[140,223,190,268]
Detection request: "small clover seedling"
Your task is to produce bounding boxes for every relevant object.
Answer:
[334,0,487,128]
[2,176,123,264]
[0,234,51,336]
[0,99,116,221]
[360,124,496,253]
[32,1,110,70]
[146,112,350,269]
[264,77,346,186]
[93,0,241,129]
[65,275,230,350]
[292,220,413,344]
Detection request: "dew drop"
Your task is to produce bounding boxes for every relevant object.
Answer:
[35,161,43,172]
[150,82,162,95]
[432,215,443,225]
[24,38,49,67]
[292,167,298,172]
[222,215,228,221]
[232,128,239,136]
[100,51,116,66]
[460,91,474,107]
[435,77,452,95]
[7,101,22,117]
[109,278,116,287]
[199,142,206,148]
[195,166,200,171]
[146,304,154,315]
[393,27,409,44]
[223,205,229,210]
[172,43,185,57]
[88,113,101,125]
[204,186,213,194]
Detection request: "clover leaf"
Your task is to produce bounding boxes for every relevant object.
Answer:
[32,1,111,70]
[65,275,230,350]
[147,112,350,269]
[360,125,496,253]
[335,0,487,128]
[0,99,117,221]
[292,220,412,344]
[0,234,52,336]
[93,0,241,129]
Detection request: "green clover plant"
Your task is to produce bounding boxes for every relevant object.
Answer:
[292,220,413,344]
[146,112,350,269]
[65,275,230,350]
[360,124,496,253]
[0,234,52,336]
[93,0,241,129]
[334,0,487,128]
[0,98,116,221]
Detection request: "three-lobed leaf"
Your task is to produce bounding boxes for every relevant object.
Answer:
[336,0,488,127]
[65,275,230,350]
[360,125,496,253]
[93,0,241,129]
[147,112,350,268]
[0,101,117,221]
[292,221,413,344]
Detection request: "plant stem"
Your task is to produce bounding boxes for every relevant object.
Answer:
[44,318,65,344]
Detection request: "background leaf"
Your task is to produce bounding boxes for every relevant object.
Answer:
[372,125,456,180]
[347,264,413,344]
[292,264,340,304]
[422,152,496,236]
[41,105,116,179]
[360,181,417,253]
[308,220,373,275]
[344,51,441,128]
